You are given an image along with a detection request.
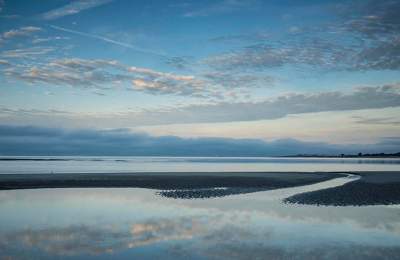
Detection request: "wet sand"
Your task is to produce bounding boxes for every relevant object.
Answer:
[1,171,400,205]
[0,172,340,191]
[284,171,400,206]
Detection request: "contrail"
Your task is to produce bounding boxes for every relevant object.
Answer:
[49,25,167,57]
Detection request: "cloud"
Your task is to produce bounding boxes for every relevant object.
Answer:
[1,26,41,39]
[50,25,165,57]
[353,37,400,70]
[41,0,113,20]
[0,124,398,156]
[335,1,400,70]
[353,116,400,126]
[32,36,69,44]
[1,46,54,59]
[7,60,205,98]
[165,56,191,69]
[1,84,400,128]
[183,0,259,17]
[128,66,209,97]
[2,57,208,96]
[205,35,400,72]
[3,57,258,98]
[204,40,351,71]
[340,1,400,38]
[127,66,195,81]
[3,58,128,88]
[202,1,400,72]
[201,71,276,89]
[0,59,9,66]
[209,32,270,43]
[119,83,400,126]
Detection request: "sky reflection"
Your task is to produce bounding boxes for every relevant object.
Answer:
[1,187,400,259]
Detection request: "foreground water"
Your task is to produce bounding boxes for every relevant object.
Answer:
[1,174,399,259]
[1,156,400,173]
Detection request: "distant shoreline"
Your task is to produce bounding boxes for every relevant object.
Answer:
[0,154,399,161]
[282,153,400,158]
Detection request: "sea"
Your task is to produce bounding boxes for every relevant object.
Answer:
[1,156,400,259]
[0,156,399,174]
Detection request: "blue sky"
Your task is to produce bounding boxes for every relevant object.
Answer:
[0,0,400,155]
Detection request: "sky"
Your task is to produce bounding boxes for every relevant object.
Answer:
[0,0,400,155]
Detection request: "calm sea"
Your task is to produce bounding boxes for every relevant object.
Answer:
[0,156,399,174]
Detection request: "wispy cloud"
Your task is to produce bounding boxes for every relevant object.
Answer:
[165,56,191,69]
[209,31,270,43]
[32,36,69,44]
[2,57,211,97]
[49,25,166,57]
[3,56,268,99]
[41,0,113,20]
[1,46,54,59]
[201,71,276,89]
[202,1,400,72]
[3,58,127,88]
[0,59,9,66]
[128,66,207,97]
[1,26,41,39]
[204,40,352,71]
[183,0,259,17]
[336,1,400,70]
[353,116,400,126]
[339,1,400,38]
[205,33,400,72]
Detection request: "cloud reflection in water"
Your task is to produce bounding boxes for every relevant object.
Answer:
[0,187,400,259]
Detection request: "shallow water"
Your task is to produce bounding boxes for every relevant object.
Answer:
[1,175,399,259]
[1,156,400,173]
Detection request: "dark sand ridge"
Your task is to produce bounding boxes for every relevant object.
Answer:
[0,172,344,199]
[284,171,400,206]
[0,172,340,191]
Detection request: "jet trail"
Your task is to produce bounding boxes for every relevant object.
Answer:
[50,25,167,57]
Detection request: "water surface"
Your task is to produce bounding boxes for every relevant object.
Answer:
[1,176,399,259]
[1,156,399,173]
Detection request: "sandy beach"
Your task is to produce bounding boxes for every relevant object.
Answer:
[0,171,341,190]
[0,171,399,205]
[284,171,400,206]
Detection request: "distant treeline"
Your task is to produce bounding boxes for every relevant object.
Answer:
[285,152,400,158]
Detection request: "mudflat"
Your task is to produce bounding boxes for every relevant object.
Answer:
[284,171,400,206]
[0,171,341,190]
[1,171,400,205]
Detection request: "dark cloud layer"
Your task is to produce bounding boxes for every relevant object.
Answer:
[0,125,398,156]
[0,83,399,127]
[132,83,400,125]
